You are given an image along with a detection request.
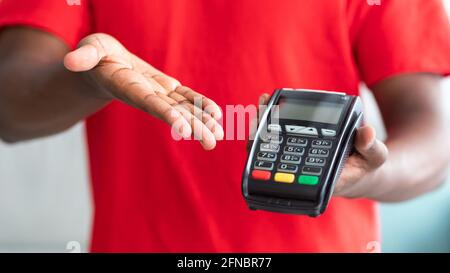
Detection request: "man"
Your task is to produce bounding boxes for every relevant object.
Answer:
[0,0,449,252]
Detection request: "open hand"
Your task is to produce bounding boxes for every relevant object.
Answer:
[64,33,224,150]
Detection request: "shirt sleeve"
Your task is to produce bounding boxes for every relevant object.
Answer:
[0,0,91,48]
[348,0,450,87]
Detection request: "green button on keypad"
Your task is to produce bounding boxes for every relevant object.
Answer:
[298,175,319,185]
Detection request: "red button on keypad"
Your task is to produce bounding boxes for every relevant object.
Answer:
[251,170,271,180]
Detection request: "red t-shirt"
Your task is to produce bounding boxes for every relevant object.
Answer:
[1,0,449,252]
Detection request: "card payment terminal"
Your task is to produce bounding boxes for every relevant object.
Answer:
[242,88,363,217]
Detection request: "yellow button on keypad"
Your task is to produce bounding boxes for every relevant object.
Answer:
[274,172,295,183]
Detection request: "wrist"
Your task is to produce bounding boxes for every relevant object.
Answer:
[362,158,405,201]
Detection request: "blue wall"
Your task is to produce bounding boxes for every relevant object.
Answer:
[381,178,450,252]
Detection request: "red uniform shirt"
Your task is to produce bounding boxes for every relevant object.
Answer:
[1,0,449,252]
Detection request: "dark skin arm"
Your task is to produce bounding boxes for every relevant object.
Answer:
[1,28,449,201]
[0,28,223,148]
[352,74,450,201]
[0,28,105,141]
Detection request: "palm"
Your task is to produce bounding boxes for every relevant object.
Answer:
[64,34,223,150]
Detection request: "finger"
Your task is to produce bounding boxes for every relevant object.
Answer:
[258,93,271,106]
[154,91,179,107]
[167,91,224,140]
[173,104,217,150]
[258,93,271,124]
[64,44,102,72]
[143,94,192,138]
[248,115,258,140]
[354,126,388,167]
[134,56,221,122]
[92,63,192,138]
[138,74,173,96]
[130,53,181,93]
[64,33,129,72]
[249,93,271,144]
[139,65,181,93]
[184,104,224,141]
[247,118,257,153]
[333,156,367,195]
[94,61,167,103]
[149,73,181,92]
[247,93,270,141]
[174,86,222,120]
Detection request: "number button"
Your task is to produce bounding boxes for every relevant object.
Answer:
[312,140,332,148]
[287,137,307,147]
[257,152,277,162]
[260,143,280,152]
[305,157,326,167]
[280,154,301,164]
[277,163,298,173]
[302,166,322,176]
[254,161,274,171]
[283,146,305,155]
[308,148,329,157]
[261,134,283,144]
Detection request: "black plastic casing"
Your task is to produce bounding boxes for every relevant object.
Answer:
[242,89,363,217]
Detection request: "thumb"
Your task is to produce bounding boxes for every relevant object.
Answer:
[354,125,388,167]
[248,93,271,151]
[258,93,271,122]
[258,93,271,106]
[63,33,127,72]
